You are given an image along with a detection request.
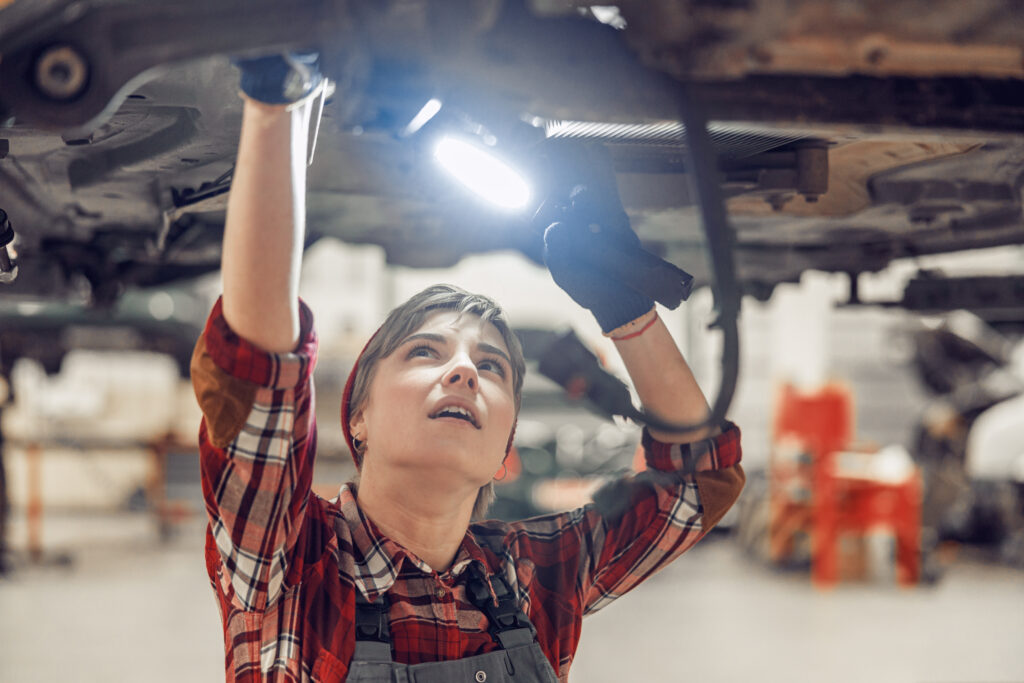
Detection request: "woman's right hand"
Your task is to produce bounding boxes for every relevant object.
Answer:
[234,52,324,106]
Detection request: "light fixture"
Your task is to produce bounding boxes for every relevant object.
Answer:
[433,136,531,210]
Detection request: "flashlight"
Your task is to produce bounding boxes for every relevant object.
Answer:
[434,136,532,210]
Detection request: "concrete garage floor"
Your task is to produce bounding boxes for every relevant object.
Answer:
[1,513,1022,683]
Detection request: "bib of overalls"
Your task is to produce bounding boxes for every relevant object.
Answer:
[344,564,560,683]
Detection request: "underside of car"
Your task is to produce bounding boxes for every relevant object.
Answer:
[0,0,1022,323]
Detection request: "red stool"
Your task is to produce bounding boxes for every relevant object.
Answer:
[817,471,921,586]
[771,383,921,587]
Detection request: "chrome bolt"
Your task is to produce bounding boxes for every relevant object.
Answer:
[34,44,89,100]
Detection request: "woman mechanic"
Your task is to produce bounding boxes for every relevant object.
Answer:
[191,53,744,682]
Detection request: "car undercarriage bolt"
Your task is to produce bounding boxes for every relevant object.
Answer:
[34,44,90,101]
[0,209,19,284]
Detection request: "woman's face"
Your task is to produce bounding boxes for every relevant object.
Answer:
[350,310,516,488]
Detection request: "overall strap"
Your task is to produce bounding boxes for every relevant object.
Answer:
[466,564,537,650]
[352,590,393,663]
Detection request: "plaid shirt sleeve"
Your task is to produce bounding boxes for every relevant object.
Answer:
[508,423,743,626]
[191,296,318,613]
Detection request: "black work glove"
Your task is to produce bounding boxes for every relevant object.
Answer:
[234,51,324,105]
[543,185,655,334]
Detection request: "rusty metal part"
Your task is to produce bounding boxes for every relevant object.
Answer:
[729,140,980,217]
[742,35,1024,79]
[616,0,1024,80]
[795,142,828,201]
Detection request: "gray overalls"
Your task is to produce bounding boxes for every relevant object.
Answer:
[345,565,560,682]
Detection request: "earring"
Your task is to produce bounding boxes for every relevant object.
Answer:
[494,462,508,482]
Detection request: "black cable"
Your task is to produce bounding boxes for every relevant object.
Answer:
[537,320,738,436]
[628,84,742,434]
[171,167,234,209]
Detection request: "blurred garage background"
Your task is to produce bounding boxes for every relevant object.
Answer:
[1,240,1022,682]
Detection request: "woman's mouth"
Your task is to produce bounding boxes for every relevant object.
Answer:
[429,405,480,428]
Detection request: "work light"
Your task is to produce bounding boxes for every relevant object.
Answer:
[433,135,531,210]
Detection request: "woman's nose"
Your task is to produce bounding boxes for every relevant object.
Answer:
[443,355,478,391]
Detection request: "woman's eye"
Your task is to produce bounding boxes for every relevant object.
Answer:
[479,358,507,377]
[407,344,437,359]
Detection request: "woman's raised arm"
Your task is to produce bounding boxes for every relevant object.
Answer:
[221,98,311,352]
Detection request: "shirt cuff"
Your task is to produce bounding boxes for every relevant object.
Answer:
[641,421,742,473]
[201,296,318,390]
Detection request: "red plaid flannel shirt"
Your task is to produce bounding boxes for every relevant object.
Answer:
[192,298,744,682]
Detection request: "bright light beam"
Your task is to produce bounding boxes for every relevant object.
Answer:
[434,136,531,210]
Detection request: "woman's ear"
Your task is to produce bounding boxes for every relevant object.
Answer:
[349,409,366,442]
